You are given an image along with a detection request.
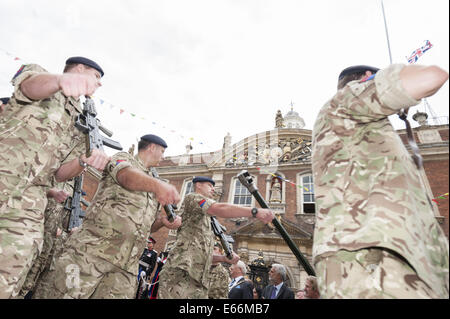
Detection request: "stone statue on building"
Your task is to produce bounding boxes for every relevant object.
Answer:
[275,110,284,128]
[281,141,292,162]
[269,178,282,203]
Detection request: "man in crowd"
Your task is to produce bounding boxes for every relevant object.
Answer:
[0,57,110,298]
[228,260,253,299]
[138,236,158,280]
[136,236,158,299]
[33,134,181,298]
[312,63,449,298]
[158,176,275,299]
[262,263,294,299]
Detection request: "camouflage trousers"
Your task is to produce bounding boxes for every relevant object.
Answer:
[315,248,448,299]
[158,267,208,299]
[33,248,137,299]
[18,204,62,297]
[0,183,47,299]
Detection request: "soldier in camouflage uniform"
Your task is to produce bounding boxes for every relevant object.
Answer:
[311,63,449,298]
[33,134,181,299]
[18,186,70,298]
[0,57,110,298]
[158,176,274,299]
[208,243,231,299]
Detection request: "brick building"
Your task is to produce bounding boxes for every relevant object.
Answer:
[82,108,449,292]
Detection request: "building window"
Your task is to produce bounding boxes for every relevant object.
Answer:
[232,179,253,206]
[184,180,194,196]
[297,173,315,214]
[179,178,195,204]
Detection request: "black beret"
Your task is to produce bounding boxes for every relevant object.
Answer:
[193,176,215,186]
[140,134,168,148]
[0,97,10,104]
[65,56,104,77]
[146,236,156,243]
[338,65,379,80]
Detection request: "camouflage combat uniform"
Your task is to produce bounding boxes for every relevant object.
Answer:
[311,63,449,299]
[0,64,85,298]
[18,181,74,297]
[208,263,230,299]
[33,152,160,299]
[158,192,216,299]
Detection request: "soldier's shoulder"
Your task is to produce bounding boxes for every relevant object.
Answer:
[12,64,48,80]
[111,151,134,161]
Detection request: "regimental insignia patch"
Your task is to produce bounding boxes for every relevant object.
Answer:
[13,65,25,80]
[198,199,206,207]
[116,159,126,166]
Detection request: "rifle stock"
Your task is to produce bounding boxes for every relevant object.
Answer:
[237,170,316,276]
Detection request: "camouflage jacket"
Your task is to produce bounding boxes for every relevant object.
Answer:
[311,64,449,295]
[62,152,160,275]
[208,263,230,299]
[0,64,84,208]
[163,192,216,287]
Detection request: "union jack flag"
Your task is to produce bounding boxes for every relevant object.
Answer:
[407,40,433,64]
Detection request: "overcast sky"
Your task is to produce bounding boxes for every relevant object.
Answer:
[1,0,448,157]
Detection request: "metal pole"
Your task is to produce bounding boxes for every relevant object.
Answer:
[381,0,393,64]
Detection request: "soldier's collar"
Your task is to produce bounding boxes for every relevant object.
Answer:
[134,153,149,172]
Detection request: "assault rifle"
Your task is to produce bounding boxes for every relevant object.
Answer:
[75,96,123,156]
[210,216,234,260]
[237,170,316,276]
[150,168,177,222]
[64,174,90,232]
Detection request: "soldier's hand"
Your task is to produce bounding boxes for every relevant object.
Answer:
[53,190,70,203]
[228,252,240,264]
[255,208,275,224]
[161,215,182,229]
[0,102,5,113]
[58,73,101,98]
[81,149,111,171]
[154,180,180,207]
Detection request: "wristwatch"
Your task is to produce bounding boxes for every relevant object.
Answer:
[78,156,88,168]
[251,207,258,218]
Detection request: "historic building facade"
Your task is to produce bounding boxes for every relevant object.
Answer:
[82,108,449,292]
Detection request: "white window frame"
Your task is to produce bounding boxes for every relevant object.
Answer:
[296,172,316,214]
[228,176,256,207]
[180,177,194,202]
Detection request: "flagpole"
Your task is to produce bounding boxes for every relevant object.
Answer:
[380,0,393,64]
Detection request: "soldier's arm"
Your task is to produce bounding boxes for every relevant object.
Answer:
[212,251,239,264]
[150,213,182,232]
[54,149,111,183]
[20,72,100,100]
[20,73,61,100]
[400,65,448,100]
[116,167,180,206]
[207,203,274,224]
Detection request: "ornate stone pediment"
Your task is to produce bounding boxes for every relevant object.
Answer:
[208,129,313,168]
[230,216,312,240]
